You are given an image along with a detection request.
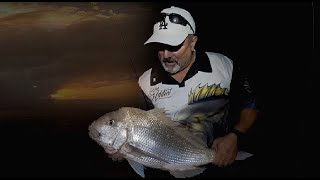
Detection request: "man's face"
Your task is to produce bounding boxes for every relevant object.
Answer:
[156,36,195,74]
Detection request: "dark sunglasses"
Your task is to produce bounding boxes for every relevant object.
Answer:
[157,13,195,34]
[151,40,184,52]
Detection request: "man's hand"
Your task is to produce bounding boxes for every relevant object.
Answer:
[211,133,238,167]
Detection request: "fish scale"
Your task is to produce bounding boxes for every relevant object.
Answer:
[122,108,213,165]
[130,126,210,165]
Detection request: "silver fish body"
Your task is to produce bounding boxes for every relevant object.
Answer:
[88,107,252,178]
[89,107,214,178]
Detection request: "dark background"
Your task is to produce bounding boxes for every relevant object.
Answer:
[0,2,314,178]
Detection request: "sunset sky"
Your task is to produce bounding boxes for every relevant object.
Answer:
[0,3,311,177]
[0,2,312,116]
[0,2,160,112]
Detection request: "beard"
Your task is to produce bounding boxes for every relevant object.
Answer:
[160,57,182,74]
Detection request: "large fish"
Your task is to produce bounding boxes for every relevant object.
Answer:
[88,107,252,178]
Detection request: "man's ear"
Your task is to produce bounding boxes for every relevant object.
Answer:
[191,36,198,51]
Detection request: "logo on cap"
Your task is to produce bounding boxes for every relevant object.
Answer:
[159,16,168,30]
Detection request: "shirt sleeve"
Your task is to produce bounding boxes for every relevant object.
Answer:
[138,69,155,110]
[140,90,155,110]
[229,60,258,111]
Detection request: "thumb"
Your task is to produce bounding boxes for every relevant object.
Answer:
[211,138,221,150]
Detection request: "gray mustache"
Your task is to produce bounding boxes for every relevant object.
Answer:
[163,58,176,63]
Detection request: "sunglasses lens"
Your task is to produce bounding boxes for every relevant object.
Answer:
[169,14,187,26]
[167,44,182,52]
[152,42,183,52]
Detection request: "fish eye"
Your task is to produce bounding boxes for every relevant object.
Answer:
[107,119,114,126]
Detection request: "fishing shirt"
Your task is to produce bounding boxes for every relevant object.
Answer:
[138,51,257,146]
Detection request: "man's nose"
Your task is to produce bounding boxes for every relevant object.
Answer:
[163,50,172,58]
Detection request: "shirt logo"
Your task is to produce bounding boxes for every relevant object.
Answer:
[188,83,229,104]
[149,87,172,102]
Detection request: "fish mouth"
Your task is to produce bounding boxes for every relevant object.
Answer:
[105,136,119,152]
[90,132,119,154]
[89,131,100,140]
[88,125,119,153]
[88,124,101,139]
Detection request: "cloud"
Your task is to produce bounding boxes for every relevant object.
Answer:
[0,2,128,30]
[0,2,158,109]
[50,79,138,101]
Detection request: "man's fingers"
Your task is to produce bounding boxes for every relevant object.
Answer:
[218,160,225,167]
[108,152,124,162]
[213,156,221,167]
[111,156,117,161]
[213,151,232,167]
[222,156,235,167]
[213,150,224,166]
[217,158,228,167]
[223,160,230,167]
[213,152,220,165]
[213,158,219,165]
[212,138,221,149]
[118,156,124,162]
[212,141,218,149]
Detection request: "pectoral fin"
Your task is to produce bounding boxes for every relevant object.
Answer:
[169,167,206,178]
[235,151,253,160]
[127,159,145,178]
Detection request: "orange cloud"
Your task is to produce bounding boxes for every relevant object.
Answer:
[0,2,128,29]
[50,79,139,101]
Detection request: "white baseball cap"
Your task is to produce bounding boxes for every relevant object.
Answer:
[144,6,196,46]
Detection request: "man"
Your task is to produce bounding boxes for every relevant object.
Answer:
[138,6,258,168]
[110,5,258,177]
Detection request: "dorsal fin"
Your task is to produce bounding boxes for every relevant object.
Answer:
[147,108,208,148]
